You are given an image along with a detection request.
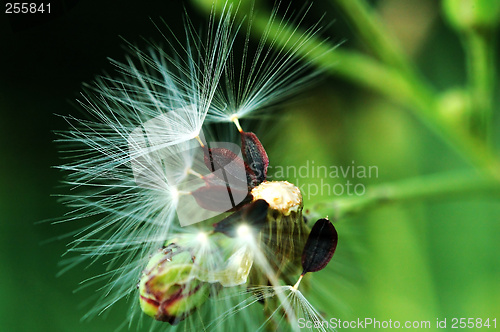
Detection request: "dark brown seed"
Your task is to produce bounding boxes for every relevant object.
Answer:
[213,199,269,237]
[301,218,338,274]
[240,131,269,186]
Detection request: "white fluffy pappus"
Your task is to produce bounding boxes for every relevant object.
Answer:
[56,1,330,330]
[205,1,328,124]
[212,284,337,332]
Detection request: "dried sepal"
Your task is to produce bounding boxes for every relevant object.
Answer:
[240,131,269,186]
[301,218,338,274]
[138,244,211,325]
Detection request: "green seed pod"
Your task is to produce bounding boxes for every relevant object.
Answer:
[443,0,500,31]
[138,243,210,324]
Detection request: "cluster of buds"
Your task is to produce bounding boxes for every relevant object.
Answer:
[138,243,211,324]
[138,228,258,324]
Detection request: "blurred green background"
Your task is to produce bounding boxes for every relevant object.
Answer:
[1,0,499,331]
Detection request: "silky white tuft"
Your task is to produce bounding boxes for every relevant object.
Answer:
[56,1,330,330]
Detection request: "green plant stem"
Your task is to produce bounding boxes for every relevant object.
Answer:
[328,0,438,107]
[191,0,500,179]
[464,29,496,143]
[330,0,412,74]
[313,170,500,220]
[249,9,500,179]
[329,0,440,111]
[329,0,498,173]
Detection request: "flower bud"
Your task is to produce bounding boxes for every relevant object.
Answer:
[443,0,500,31]
[138,243,210,324]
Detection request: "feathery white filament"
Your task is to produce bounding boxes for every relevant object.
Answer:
[56,1,329,330]
[206,3,325,124]
[57,3,239,321]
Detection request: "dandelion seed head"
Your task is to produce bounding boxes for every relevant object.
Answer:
[56,1,338,330]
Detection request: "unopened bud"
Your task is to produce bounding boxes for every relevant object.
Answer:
[443,0,500,31]
[138,243,210,324]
